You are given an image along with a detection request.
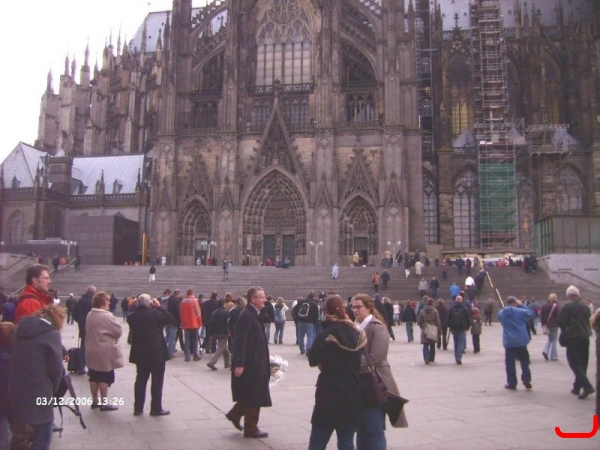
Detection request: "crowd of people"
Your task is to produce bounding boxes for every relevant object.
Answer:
[0,261,598,449]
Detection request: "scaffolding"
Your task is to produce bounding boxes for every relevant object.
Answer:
[415,0,434,164]
[471,0,519,247]
[527,124,582,221]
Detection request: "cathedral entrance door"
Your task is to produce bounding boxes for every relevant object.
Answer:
[282,234,295,266]
[354,237,368,266]
[263,235,276,265]
[195,239,208,265]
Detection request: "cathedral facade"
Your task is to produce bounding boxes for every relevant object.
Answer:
[1,0,599,265]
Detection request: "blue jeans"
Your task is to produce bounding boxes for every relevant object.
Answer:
[264,322,272,342]
[297,322,315,353]
[542,327,559,361]
[165,324,178,356]
[405,322,414,342]
[451,330,466,362]
[274,321,285,343]
[423,343,435,362]
[30,422,53,450]
[183,328,199,359]
[505,346,531,387]
[356,407,386,450]
[309,425,356,450]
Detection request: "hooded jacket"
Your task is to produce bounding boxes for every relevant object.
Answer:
[9,315,63,425]
[308,319,366,428]
[498,305,535,348]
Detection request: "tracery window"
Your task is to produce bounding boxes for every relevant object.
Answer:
[516,172,535,250]
[255,1,312,86]
[7,210,26,244]
[347,94,376,122]
[453,170,479,248]
[557,167,585,214]
[448,58,472,138]
[423,174,438,244]
[281,96,308,128]
[251,98,272,130]
[192,101,218,129]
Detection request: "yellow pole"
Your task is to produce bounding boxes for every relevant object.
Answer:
[142,233,147,265]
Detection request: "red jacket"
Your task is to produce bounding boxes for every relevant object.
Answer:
[14,285,51,323]
[180,296,201,329]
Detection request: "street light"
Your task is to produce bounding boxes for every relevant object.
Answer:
[68,241,77,257]
[387,240,402,262]
[308,241,324,266]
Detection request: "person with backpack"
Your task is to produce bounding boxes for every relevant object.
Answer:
[447,296,472,365]
[292,292,319,355]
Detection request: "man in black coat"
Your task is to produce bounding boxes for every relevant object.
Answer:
[260,296,275,343]
[165,290,184,357]
[225,286,272,438]
[447,296,472,365]
[127,294,177,416]
[72,285,96,375]
[201,292,219,353]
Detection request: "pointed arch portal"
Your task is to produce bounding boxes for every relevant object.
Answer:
[340,196,378,266]
[243,171,306,265]
[177,200,212,262]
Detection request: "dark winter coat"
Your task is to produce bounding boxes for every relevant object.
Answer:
[557,298,592,344]
[209,307,230,338]
[447,302,472,332]
[401,304,417,323]
[231,305,272,408]
[127,305,176,365]
[308,319,367,428]
[292,299,319,324]
[471,311,482,335]
[383,302,394,326]
[540,301,560,328]
[201,297,219,331]
[9,316,63,425]
[73,291,93,338]
[436,302,449,328]
[166,294,182,326]
[260,300,275,323]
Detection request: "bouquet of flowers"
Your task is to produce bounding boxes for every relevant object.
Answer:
[269,354,289,387]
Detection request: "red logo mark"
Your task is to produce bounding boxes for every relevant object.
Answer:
[555,415,598,439]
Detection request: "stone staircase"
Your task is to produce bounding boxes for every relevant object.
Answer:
[4,262,597,314]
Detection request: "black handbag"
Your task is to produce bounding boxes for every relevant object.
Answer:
[360,349,389,408]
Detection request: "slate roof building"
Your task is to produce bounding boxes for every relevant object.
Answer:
[0,0,599,265]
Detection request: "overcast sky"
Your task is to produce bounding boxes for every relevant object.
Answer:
[0,0,208,164]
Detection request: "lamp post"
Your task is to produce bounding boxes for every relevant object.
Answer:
[68,241,77,258]
[308,241,324,266]
[387,240,402,263]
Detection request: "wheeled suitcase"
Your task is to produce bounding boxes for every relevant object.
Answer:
[67,347,80,373]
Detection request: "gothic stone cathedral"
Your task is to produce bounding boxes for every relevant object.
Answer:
[1,0,600,266]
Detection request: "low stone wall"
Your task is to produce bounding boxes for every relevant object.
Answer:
[539,254,600,292]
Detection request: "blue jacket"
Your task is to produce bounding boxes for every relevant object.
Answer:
[498,305,535,348]
[449,284,460,297]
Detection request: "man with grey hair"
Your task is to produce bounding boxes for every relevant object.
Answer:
[73,285,97,375]
[498,296,536,390]
[558,285,595,399]
[127,294,177,416]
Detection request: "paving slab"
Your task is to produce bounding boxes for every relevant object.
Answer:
[50,320,598,450]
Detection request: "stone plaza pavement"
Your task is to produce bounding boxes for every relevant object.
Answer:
[51,320,598,450]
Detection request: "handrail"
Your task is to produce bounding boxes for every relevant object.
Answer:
[0,254,36,272]
[9,258,78,297]
[484,270,504,309]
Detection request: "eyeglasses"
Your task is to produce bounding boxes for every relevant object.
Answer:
[352,305,365,310]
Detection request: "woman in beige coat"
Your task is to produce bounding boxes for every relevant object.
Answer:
[417,297,442,364]
[353,293,407,450]
[85,291,124,411]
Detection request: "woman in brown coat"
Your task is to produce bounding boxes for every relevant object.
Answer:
[417,298,442,364]
[353,293,407,450]
[85,291,124,410]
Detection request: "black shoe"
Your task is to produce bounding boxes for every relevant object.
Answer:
[425,360,430,365]
[571,388,580,396]
[456,360,462,365]
[243,430,269,438]
[505,385,517,390]
[91,403,100,409]
[542,352,549,361]
[207,362,218,371]
[150,409,171,416]
[523,381,532,390]
[578,388,595,400]
[225,412,243,431]
[134,410,143,416]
